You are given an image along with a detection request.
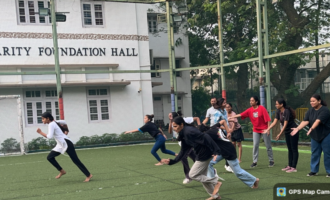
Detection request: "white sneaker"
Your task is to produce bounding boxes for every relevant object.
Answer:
[183,178,192,184]
[225,165,234,173]
[214,169,225,181]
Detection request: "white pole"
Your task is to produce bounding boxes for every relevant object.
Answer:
[17,96,25,155]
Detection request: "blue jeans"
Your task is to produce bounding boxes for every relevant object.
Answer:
[151,134,176,161]
[208,155,257,188]
[310,133,330,174]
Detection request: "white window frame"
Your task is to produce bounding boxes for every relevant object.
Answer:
[24,89,59,126]
[86,88,111,123]
[151,59,161,78]
[148,15,157,33]
[81,1,105,28]
[16,0,51,25]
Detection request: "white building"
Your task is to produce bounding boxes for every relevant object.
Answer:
[0,0,192,144]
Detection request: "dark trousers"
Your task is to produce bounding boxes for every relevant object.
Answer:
[285,132,299,168]
[47,139,91,177]
[181,148,196,179]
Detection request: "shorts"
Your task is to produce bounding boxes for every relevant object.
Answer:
[231,127,244,142]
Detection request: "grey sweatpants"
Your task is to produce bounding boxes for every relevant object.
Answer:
[253,132,274,163]
[189,157,220,198]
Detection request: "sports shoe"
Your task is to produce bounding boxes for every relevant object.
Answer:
[250,162,257,168]
[286,168,297,173]
[268,161,275,167]
[183,178,192,184]
[326,174,330,178]
[225,165,234,173]
[282,166,291,171]
[307,172,317,177]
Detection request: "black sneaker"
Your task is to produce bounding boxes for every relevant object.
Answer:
[307,172,318,177]
[326,174,330,178]
[250,162,257,168]
[268,161,275,167]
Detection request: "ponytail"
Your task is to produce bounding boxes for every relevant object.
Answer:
[146,114,155,122]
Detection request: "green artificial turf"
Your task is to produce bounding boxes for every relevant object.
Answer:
[0,142,328,200]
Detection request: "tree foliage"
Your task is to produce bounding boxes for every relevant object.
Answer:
[187,0,330,109]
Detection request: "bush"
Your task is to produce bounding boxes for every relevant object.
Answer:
[75,136,91,146]
[27,137,56,150]
[1,138,19,153]
[101,133,118,144]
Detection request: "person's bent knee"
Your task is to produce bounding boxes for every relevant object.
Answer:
[189,171,198,180]
[47,154,54,161]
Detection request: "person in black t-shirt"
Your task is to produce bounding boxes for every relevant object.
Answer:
[291,94,330,177]
[199,121,259,189]
[125,114,176,166]
[264,98,299,173]
[161,117,222,200]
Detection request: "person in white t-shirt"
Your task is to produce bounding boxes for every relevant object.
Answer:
[203,97,218,126]
[36,112,93,182]
[168,111,200,184]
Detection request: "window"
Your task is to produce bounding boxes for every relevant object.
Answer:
[175,60,181,77]
[148,16,157,33]
[24,89,59,125]
[151,60,161,78]
[45,90,57,97]
[87,88,110,122]
[153,97,162,101]
[82,2,104,27]
[16,0,50,25]
[25,90,41,98]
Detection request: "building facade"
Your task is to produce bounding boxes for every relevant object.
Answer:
[0,0,192,144]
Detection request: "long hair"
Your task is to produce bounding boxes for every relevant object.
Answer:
[277,98,296,119]
[41,112,68,133]
[251,96,260,105]
[312,94,327,106]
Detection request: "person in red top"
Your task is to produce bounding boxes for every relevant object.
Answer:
[229,96,274,168]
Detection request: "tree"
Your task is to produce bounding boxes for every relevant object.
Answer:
[268,0,330,108]
[187,0,258,111]
[187,0,330,110]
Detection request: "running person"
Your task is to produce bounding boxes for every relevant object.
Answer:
[162,117,222,200]
[125,114,176,166]
[36,112,93,182]
[168,111,199,184]
[229,96,274,168]
[226,103,244,163]
[291,94,330,177]
[263,98,299,173]
[207,98,233,173]
[199,121,259,189]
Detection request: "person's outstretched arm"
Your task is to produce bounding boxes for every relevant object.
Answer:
[125,129,139,134]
